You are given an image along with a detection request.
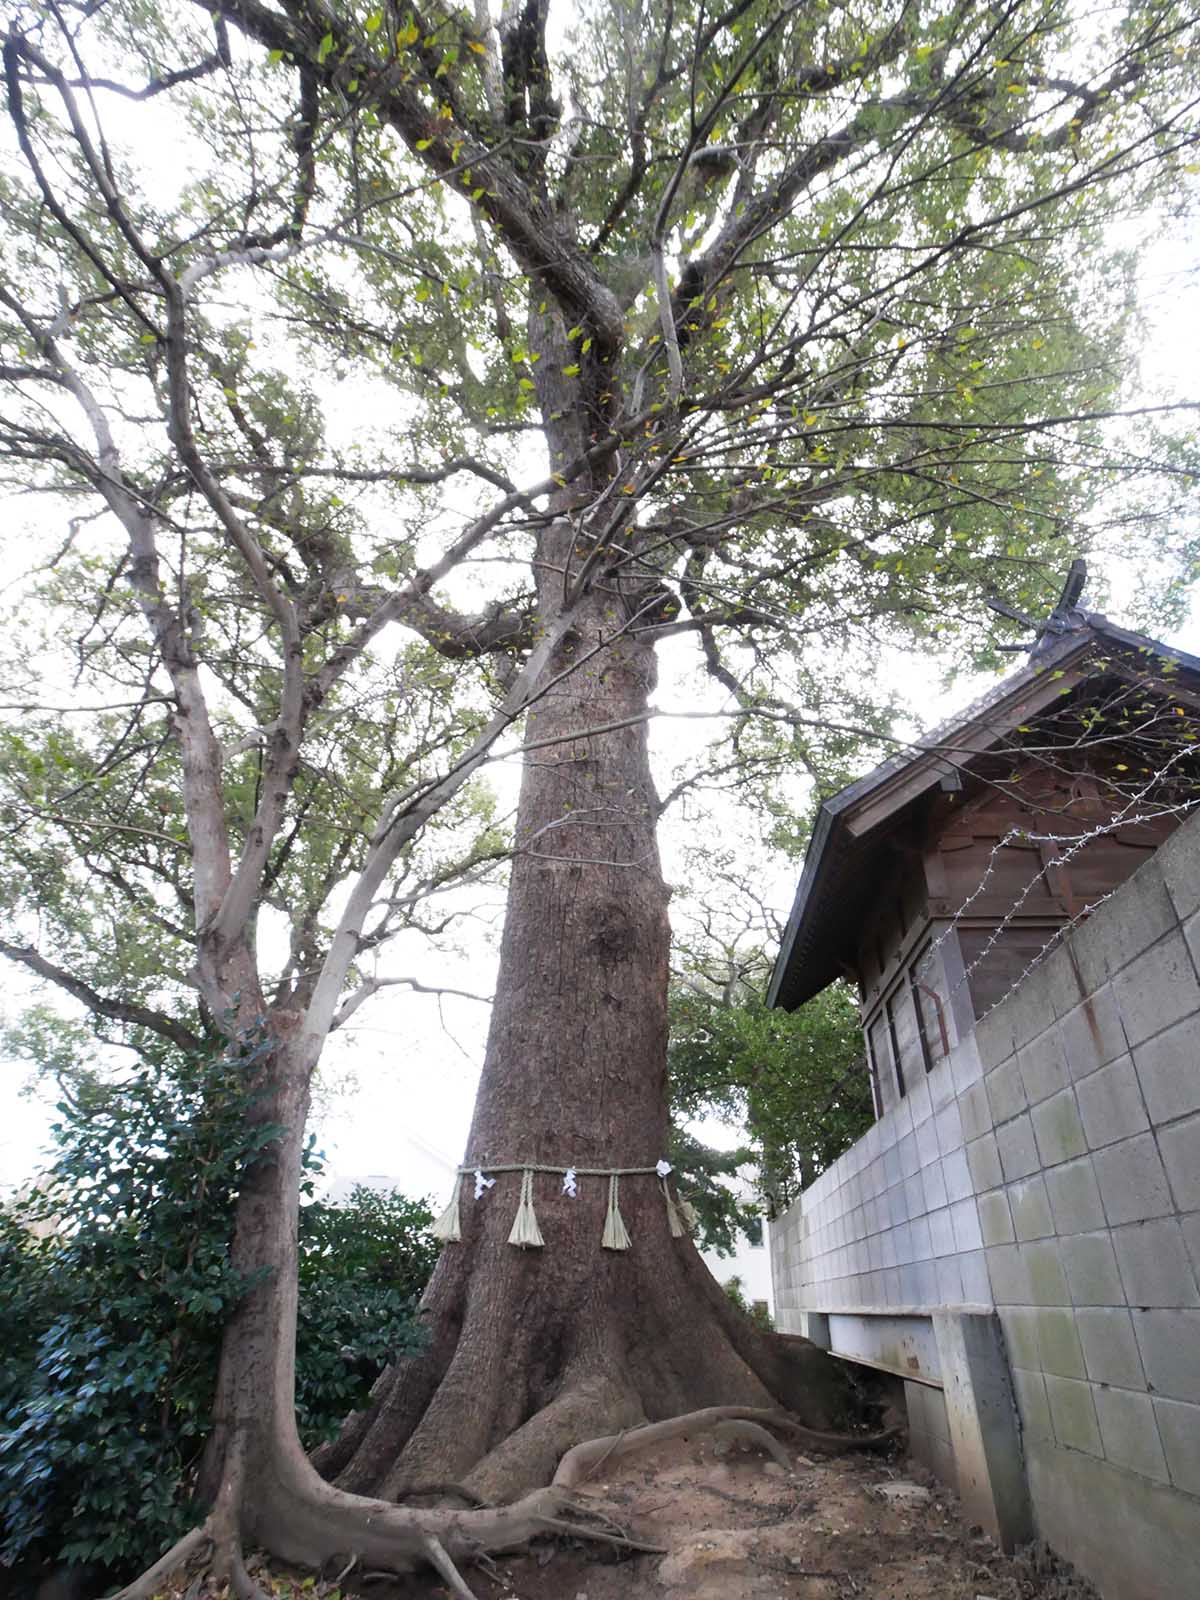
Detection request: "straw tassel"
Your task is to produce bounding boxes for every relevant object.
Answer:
[601,1173,631,1250]
[660,1176,687,1238]
[677,1196,699,1234]
[507,1167,544,1249]
[431,1172,463,1243]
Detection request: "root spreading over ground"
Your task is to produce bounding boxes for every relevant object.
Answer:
[110,1407,893,1600]
[136,1413,1101,1600]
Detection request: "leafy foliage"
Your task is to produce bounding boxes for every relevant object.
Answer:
[0,1047,435,1580]
[722,1274,775,1333]
[671,974,873,1216]
[296,1185,439,1444]
[666,1123,758,1256]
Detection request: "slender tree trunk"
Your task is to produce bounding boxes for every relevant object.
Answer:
[196,1020,315,1519]
[160,1026,594,1593]
[325,522,848,1501]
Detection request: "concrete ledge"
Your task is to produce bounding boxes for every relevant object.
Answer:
[827,1311,942,1386]
[783,1300,995,1318]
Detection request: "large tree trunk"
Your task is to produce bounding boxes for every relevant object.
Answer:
[320,521,848,1504]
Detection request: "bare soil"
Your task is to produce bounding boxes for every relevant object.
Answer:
[341,1431,1098,1600]
[144,1429,1098,1600]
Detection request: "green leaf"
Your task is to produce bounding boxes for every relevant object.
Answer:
[317,32,335,62]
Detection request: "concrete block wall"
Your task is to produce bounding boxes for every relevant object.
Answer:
[771,1024,990,1329]
[905,1380,956,1487]
[969,822,1200,1594]
[772,811,1200,1599]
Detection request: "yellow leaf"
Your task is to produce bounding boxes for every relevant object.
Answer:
[466,38,487,54]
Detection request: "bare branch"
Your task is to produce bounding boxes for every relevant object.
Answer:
[331,975,493,1031]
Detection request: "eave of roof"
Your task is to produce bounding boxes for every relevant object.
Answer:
[766,615,1200,1012]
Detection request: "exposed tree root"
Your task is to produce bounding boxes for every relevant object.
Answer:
[229,1547,270,1600]
[535,1518,667,1556]
[554,1404,896,1488]
[392,1480,494,1508]
[107,1527,212,1600]
[712,1418,793,1469]
[461,1361,646,1504]
[113,1401,892,1600]
[423,1533,482,1600]
[785,1418,904,1452]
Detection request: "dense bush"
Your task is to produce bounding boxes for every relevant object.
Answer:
[296,1183,439,1445]
[0,1045,436,1584]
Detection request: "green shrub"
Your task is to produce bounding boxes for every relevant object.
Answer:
[0,1045,436,1583]
[722,1274,774,1332]
[296,1185,439,1444]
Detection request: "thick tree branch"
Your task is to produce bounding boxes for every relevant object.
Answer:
[211,0,625,352]
[0,939,202,1051]
[158,280,305,955]
[0,286,237,959]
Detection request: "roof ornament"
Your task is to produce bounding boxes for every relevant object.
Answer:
[986,558,1089,659]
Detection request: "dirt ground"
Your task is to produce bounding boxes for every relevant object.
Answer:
[339,1430,1098,1600]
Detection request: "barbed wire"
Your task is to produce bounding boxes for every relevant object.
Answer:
[861,708,1200,1095]
[936,741,1198,1011]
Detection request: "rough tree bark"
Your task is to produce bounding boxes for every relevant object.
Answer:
[311,514,850,1509]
